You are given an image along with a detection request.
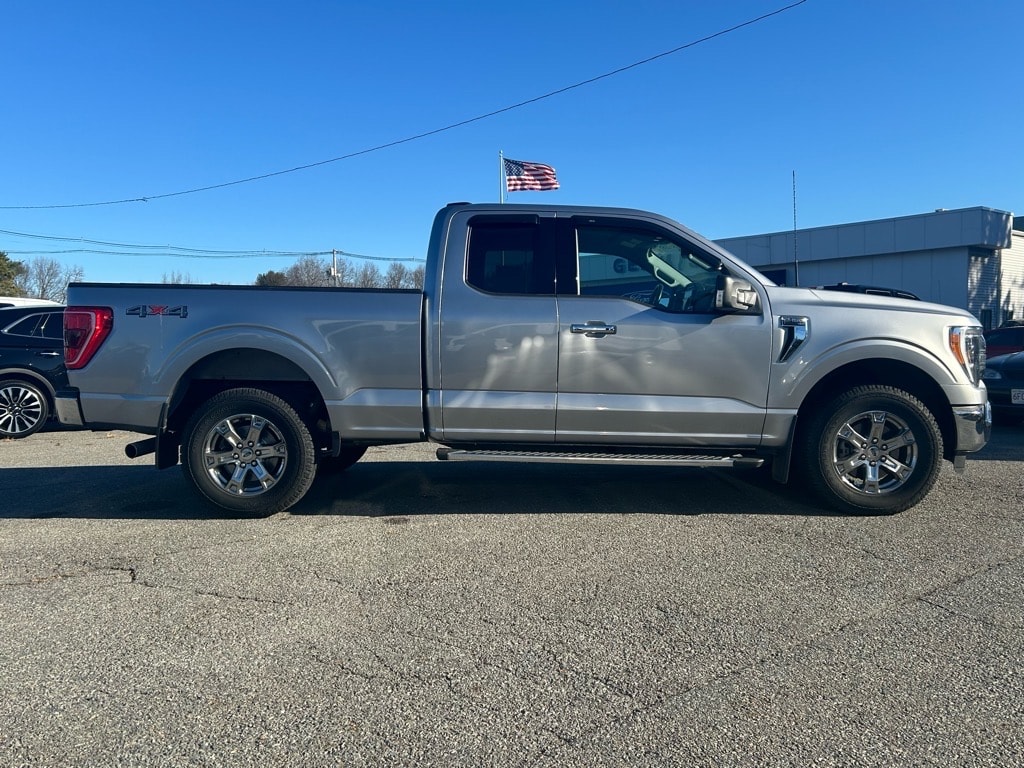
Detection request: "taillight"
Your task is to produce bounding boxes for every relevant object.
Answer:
[65,307,114,369]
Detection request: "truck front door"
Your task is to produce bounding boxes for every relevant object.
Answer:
[554,217,773,447]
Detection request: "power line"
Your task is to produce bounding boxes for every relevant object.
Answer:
[0,229,423,263]
[0,226,325,255]
[0,1,808,211]
[3,246,424,263]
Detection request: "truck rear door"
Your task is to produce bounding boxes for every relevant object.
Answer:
[433,214,559,442]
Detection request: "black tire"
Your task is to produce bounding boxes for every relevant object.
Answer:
[317,445,367,474]
[799,385,943,515]
[0,378,50,439]
[181,388,317,516]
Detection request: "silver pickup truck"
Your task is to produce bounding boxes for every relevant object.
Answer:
[57,202,991,516]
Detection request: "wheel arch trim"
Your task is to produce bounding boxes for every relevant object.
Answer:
[0,367,59,400]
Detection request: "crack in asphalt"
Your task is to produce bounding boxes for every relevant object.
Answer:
[1,561,295,606]
[523,548,1024,766]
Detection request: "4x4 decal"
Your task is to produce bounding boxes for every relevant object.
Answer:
[126,305,189,318]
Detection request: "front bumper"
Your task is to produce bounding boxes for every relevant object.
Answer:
[950,402,991,469]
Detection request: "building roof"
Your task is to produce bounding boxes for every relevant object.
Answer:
[717,206,1014,266]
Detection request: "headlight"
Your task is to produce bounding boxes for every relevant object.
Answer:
[949,326,986,384]
[982,368,1002,381]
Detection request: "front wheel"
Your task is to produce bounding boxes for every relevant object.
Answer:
[799,386,943,515]
[181,388,317,516]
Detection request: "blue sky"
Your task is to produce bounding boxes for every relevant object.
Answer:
[2,0,1021,285]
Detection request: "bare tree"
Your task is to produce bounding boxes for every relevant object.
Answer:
[354,262,382,289]
[383,262,409,290]
[162,270,193,284]
[14,257,83,303]
[406,265,425,289]
[332,258,358,288]
[256,255,417,289]
[286,255,332,287]
[382,262,424,289]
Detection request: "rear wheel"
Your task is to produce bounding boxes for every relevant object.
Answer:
[0,379,49,438]
[799,385,943,515]
[181,388,316,516]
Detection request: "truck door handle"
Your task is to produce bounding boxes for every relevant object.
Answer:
[571,322,617,338]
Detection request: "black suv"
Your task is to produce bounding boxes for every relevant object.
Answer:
[0,305,67,438]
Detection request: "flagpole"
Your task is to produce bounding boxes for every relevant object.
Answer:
[499,150,505,204]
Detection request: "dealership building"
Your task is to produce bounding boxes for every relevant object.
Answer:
[716,206,1024,329]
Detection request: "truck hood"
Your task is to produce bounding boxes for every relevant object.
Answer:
[764,285,980,323]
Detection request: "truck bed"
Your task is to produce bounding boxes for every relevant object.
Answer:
[63,283,426,441]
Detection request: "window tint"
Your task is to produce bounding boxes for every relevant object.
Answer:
[40,312,64,340]
[2,311,63,340]
[574,223,722,313]
[466,222,553,295]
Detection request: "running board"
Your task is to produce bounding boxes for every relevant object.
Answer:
[435,447,764,469]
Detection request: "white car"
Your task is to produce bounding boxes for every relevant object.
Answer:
[0,296,63,309]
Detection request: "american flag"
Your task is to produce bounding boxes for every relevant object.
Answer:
[503,158,560,192]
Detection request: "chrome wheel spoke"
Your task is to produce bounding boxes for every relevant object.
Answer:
[867,412,888,442]
[862,462,882,494]
[248,460,276,490]
[246,416,267,446]
[205,449,239,468]
[880,454,913,481]
[835,454,866,476]
[837,422,868,450]
[215,420,246,449]
[225,464,249,494]
[882,431,914,452]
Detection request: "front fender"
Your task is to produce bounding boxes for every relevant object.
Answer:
[770,337,961,407]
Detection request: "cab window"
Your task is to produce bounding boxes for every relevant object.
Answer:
[572,223,722,313]
[465,220,555,295]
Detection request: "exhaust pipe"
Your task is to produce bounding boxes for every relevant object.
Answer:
[125,437,157,459]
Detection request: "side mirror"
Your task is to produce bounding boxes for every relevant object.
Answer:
[715,275,759,312]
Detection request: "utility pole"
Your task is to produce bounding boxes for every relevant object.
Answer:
[792,170,800,287]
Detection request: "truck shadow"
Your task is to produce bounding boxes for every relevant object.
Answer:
[298,459,834,519]
[3,424,1020,521]
[0,461,826,520]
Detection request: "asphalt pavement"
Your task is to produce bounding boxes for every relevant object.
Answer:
[1,425,1022,766]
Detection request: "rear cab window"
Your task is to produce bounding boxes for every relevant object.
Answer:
[465,218,555,295]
